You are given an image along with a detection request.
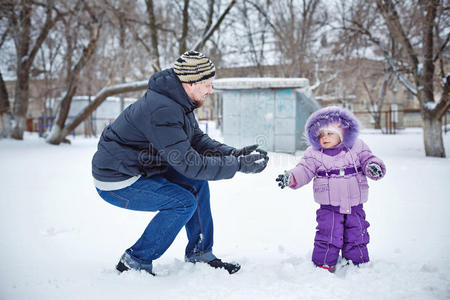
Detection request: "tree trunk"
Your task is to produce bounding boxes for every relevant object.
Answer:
[423,112,445,157]
[0,72,11,138]
[362,80,385,130]
[0,72,8,113]
[373,114,382,130]
[419,1,443,157]
[8,1,60,140]
[11,67,31,140]
[421,0,436,103]
[179,0,190,55]
[0,113,12,138]
[119,14,126,112]
[423,73,450,157]
[46,85,78,144]
[146,0,160,70]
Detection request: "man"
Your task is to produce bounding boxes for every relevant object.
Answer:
[92,51,268,275]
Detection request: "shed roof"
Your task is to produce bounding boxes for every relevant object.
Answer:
[213,77,309,90]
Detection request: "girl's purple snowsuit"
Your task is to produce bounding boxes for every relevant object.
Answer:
[288,106,386,267]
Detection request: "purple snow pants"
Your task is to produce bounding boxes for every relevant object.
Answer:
[312,204,370,267]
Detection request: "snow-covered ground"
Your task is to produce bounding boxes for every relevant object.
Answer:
[1,127,450,300]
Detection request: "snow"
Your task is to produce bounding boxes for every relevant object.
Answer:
[1,127,450,300]
[443,73,450,86]
[60,96,136,103]
[213,77,310,90]
[424,101,437,111]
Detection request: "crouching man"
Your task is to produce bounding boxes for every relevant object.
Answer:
[92,51,268,275]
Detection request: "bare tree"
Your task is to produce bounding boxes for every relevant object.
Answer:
[36,26,65,118]
[4,0,62,140]
[191,0,237,52]
[236,0,270,77]
[46,2,104,145]
[1,0,237,144]
[106,0,162,72]
[362,67,393,130]
[102,0,129,110]
[246,0,327,77]
[340,0,449,157]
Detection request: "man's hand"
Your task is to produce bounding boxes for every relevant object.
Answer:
[232,144,267,157]
[366,163,383,178]
[276,171,292,189]
[238,153,269,174]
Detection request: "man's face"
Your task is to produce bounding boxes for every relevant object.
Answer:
[185,79,213,107]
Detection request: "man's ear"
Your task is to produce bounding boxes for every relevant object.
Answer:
[181,82,193,98]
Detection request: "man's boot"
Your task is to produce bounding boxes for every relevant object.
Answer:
[207,258,241,274]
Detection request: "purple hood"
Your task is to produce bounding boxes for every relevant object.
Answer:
[305,106,360,150]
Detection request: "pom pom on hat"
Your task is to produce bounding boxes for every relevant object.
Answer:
[173,51,215,83]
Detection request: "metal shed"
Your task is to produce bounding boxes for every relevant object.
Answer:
[213,78,320,153]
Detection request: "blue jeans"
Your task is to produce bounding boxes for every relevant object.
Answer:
[96,167,216,271]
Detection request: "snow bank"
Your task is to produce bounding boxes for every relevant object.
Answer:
[1,128,449,300]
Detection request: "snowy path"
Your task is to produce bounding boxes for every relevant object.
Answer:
[1,129,449,299]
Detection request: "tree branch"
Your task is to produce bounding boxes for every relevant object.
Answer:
[433,73,450,118]
[0,21,10,50]
[343,22,418,96]
[122,17,177,35]
[26,1,61,70]
[127,23,160,72]
[62,81,148,137]
[146,0,160,70]
[0,72,9,114]
[203,0,215,36]
[245,0,282,40]
[434,31,450,62]
[179,0,190,54]
[362,80,377,113]
[50,14,102,136]
[4,1,19,47]
[375,0,419,74]
[192,0,236,51]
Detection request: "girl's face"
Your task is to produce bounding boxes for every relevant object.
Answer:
[319,130,341,149]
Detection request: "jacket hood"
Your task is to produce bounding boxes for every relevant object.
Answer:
[147,68,197,112]
[305,106,360,150]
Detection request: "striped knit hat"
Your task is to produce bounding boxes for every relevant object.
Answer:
[173,51,215,83]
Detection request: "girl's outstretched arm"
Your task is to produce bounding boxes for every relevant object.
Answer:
[289,147,318,189]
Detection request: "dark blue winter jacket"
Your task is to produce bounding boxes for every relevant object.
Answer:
[92,68,239,182]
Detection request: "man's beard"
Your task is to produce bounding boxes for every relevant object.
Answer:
[193,97,204,107]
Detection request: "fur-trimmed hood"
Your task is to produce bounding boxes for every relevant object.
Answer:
[305,106,360,150]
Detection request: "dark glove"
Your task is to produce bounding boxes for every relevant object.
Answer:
[366,163,383,178]
[276,171,292,189]
[232,144,267,157]
[238,153,269,174]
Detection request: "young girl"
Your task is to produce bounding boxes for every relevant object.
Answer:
[276,106,386,272]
